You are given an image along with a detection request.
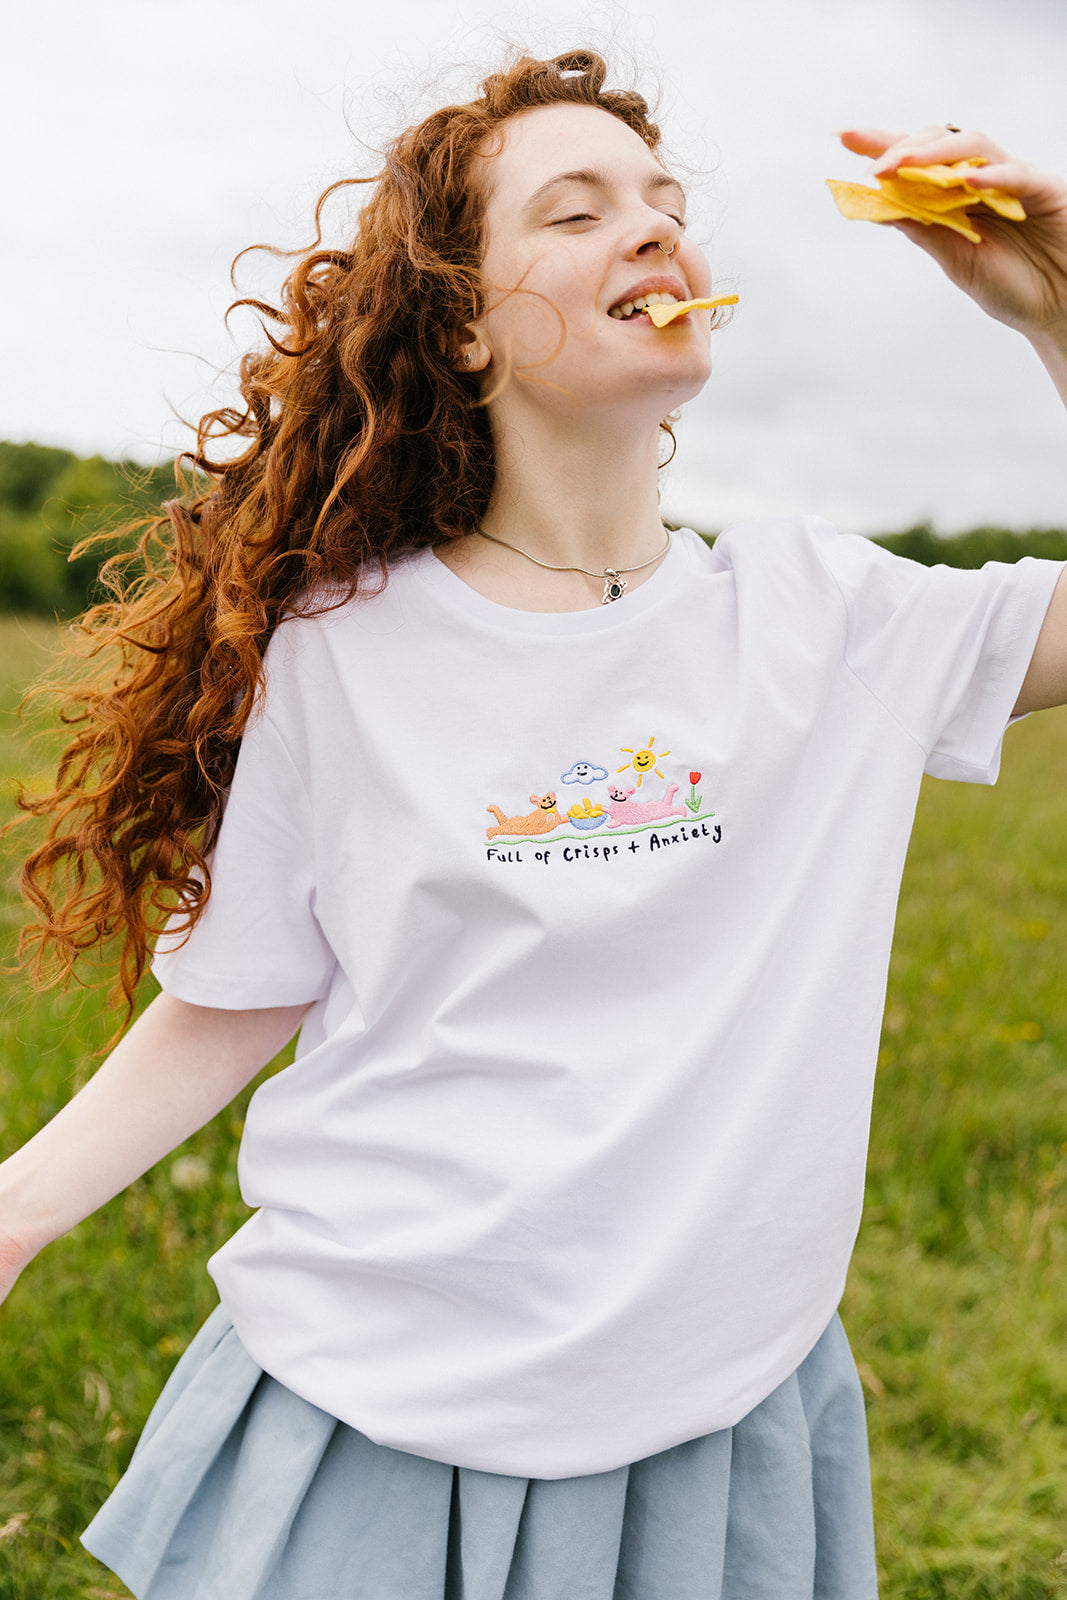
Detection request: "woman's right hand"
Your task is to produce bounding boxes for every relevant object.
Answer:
[838,126,1067,341]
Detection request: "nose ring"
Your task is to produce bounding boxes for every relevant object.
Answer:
[658,241,676,256]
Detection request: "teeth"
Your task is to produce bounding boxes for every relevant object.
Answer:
[609,290,681,319]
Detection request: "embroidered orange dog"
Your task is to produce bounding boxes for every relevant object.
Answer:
[486,792,566,840]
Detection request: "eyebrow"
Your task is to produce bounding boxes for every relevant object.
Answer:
[521,166,687,215]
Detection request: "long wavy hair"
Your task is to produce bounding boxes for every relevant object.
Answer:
[17,48,689,1017]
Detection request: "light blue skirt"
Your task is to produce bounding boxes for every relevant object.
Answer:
[82,1306,878,1599]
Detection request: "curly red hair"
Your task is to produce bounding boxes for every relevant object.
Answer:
[17,49,691,1017]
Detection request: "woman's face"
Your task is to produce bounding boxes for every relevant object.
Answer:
[470,102,715,421]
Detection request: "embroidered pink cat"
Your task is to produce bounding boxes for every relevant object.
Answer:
[604,785,686,827]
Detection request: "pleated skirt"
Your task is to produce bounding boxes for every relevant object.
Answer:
[81,1305,878,1600]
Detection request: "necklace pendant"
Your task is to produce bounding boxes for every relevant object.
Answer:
[602,569,627,604]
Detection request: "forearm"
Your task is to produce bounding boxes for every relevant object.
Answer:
[1028,322,1067,408]
[0,992,307,1282]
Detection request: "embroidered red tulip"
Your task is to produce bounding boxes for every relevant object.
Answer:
[686,771,702,814]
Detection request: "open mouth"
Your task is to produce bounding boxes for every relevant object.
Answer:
[608,291,681,321]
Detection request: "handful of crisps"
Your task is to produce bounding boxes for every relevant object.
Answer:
[568,798,604,820]
[827,158,1025,244]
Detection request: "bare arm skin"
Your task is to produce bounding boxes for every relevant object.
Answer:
[1027,327,1067,409]
[0,993,309,1305]
[1013,567,1067,715]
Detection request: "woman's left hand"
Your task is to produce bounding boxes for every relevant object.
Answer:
[839,126,1067,342]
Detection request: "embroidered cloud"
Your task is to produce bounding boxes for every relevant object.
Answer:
[561,761,608,786]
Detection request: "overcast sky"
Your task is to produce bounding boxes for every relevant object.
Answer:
[4,0,1066,534]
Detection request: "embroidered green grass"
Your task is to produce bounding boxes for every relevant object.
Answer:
[483,809,718,850]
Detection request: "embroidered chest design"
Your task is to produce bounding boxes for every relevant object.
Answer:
[482,732,722,865]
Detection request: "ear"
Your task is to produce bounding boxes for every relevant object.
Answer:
[454,324,491,374]
[433,325,488,373]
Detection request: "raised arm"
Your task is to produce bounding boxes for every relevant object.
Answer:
[840,126,1067,712]
[0,993,309,1305]
[838,124,1067,402]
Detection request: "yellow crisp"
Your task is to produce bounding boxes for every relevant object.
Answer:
[826,179,983,242]
[827,157,1025,244]
[568,798,604,819]
[826,181,927,224]
[967,189,1027,221]
[877,177,979,214]
[647,294,739,328]
[891,163,1025,220]
[894,158,987,187]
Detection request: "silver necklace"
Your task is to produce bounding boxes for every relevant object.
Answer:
[474,525,671,604]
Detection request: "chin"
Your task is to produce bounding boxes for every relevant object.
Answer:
[643,355,713,408]
[675,362,714,400]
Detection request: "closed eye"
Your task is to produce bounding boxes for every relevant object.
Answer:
[550,212,685,229]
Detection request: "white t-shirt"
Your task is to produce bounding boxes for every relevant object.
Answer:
[153,518,1061,1478]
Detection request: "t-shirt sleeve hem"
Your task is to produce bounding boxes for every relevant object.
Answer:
[923,557,1063,785]
[151,964,328,1010]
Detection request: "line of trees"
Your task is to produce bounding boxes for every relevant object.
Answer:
[2,439,1066,619]
[0,441,180,617]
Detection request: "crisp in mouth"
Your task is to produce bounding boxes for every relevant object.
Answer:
[608,290,681,321]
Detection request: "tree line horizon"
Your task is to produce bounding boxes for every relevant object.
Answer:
[2,438,1066,619]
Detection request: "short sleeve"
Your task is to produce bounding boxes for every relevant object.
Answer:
[809,521,1063,784]
[152,703,336,1008]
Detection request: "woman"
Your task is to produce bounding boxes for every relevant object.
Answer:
[3,48,1067,1600]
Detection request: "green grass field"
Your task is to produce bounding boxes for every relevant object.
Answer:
[0,613,1065,1599]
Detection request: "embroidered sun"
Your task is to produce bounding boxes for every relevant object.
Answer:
[617,734,670,788]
